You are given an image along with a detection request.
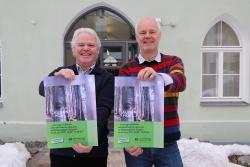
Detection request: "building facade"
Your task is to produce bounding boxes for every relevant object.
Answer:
[0,0,249,143]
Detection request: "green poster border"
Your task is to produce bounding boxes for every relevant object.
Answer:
[47,120,97,148]
[114,121,163,148]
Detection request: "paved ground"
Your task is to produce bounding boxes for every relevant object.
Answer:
[27,147,250,167]
[26,137,126,167]
[27,147,126,167]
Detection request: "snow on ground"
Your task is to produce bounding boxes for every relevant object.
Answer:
[0,142,30,167]
[0,138,250,167]
[178,138,250,167]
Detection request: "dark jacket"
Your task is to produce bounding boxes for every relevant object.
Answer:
[39,64,114,157]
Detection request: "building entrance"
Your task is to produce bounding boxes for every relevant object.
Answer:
[64,7,138,76]
[64,6,138,134]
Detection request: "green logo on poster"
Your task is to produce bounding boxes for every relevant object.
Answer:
[118,137,129,144]
[51,138,64,144]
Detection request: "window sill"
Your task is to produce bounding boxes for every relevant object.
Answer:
[200,101,249,106]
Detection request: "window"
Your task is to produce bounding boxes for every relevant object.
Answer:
[64,6,136,70]
[0,41,2,100]
[201,15,249,105]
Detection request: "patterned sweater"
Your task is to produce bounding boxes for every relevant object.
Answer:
[119,53,186,145]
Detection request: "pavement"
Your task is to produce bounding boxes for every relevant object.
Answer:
[27,147,126,167]
[26,137,126,167]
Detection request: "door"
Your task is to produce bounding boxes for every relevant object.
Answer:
[99,41,138,75]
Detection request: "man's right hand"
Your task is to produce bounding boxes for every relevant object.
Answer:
[125,146,143,157]
[54,69,75,80]
[73,143,93,153]
[137,67,157,80]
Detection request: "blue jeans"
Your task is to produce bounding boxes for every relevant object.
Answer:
[124,142,183,167]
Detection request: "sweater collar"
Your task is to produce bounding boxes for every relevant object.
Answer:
[138,52,161,64]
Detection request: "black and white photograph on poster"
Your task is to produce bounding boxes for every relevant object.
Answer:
[44,75,96,122]
[114,76,164,122]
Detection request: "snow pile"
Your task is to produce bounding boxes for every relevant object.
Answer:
[178,138,250,167]
[0,142,31,167]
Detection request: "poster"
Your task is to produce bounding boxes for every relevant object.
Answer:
[43,75,98,149]
[114,76,164,148]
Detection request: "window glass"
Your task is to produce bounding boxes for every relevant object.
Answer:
[203,21,239,46]
[223,52,240,74]
[202,52,218,74]
[65,9,135,41]
[64,43,75,65]
[202,75,218,97]
[222,22,240,46]
[102,46,122,67]
[203,22,220,46]
[128,43,138,61]
[223,75,239,96]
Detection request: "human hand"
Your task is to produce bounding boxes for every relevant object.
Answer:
[125,146,143,157]
[54,69,75,80]
[72,143,93,153]
[137,67,157,80]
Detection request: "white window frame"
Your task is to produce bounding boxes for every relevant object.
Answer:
[0,40,2,102]
[201,14,249,106]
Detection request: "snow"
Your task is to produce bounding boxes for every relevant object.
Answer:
[0,142,30,167]
[178,138,250,167]
[0,138,250,167]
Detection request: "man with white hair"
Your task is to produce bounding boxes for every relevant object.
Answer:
[39,28,114,167]
[119,17,186,167]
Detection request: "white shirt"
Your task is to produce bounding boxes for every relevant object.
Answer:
[76,64,95,75]
[138,52,161,64]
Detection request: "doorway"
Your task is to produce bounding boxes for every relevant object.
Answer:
[64,5,138,135]
[64,7,138,76]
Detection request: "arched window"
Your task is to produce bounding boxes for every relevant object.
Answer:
[201,15,249,105]
[64,5,137,75]
[0,41,2,101]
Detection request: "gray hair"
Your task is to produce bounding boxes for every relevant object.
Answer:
[135,17,161,35]
[71,28,101,49]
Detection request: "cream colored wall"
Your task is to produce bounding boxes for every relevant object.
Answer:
[0,0,249,142]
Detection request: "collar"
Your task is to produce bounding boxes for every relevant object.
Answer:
[76,64,95,75]
[138,52,161,64]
